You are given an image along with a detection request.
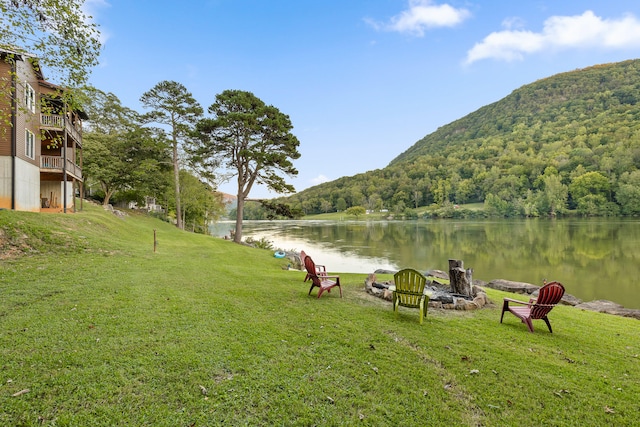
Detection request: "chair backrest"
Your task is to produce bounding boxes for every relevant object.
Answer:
[530,281,565,319]
[304,255,321,286]
[393,268,427,308]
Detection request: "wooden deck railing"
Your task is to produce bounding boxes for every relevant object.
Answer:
[40,155,82,179]
[40,114,83,143]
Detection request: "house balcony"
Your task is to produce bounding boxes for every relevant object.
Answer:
[40,155,83,181]
[40,113,83,146]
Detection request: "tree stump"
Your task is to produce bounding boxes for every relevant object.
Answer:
[449,259,473,297]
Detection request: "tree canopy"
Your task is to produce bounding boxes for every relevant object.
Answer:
[82,88,171,206]
[140,81,203,230]
[195,90,300,242]
[1,0,101,111]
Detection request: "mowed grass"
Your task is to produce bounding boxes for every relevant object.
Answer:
[1,203,638,426]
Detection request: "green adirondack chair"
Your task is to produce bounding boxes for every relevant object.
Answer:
[393,268,429,323]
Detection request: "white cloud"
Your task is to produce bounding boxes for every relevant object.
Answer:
[501,16,526,31]
[82,0,111,44]
[367,0,471,36]
[466,10,640,64]
[311,175,330,186]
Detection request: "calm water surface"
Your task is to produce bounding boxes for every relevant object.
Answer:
[211,219,640,309]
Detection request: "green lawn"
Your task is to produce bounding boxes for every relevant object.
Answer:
[1,203,638,426]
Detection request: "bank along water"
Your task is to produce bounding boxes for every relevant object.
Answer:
[210,218,640,310]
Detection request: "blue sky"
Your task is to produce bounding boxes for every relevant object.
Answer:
[84,0,640,198]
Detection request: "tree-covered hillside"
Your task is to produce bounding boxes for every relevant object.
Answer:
[278,59,640,218]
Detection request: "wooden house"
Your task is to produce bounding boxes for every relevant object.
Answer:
[0,49,85,213]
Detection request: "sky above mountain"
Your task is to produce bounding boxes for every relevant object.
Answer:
[85,0,640,198]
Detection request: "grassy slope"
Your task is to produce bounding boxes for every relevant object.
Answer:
[1,204,638,426]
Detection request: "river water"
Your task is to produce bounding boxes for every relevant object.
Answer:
[210,219,640,309]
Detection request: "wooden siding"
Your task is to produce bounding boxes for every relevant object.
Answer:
[19,59,40,167]
[0,60,13,156]
[0,57,41,166]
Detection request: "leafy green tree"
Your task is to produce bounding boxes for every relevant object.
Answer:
[82,89,171,206]
[411,189,422,208]
[393,200,406,216]
[404,208,418,219]
[1,0,101,118]
[569,171,611,212]
[432,179,451,206]
[320,200,333,213]
[345,206,366,218]
[521,190,540,217]
[453,179,475,204]
[577,194,608,216]
[349,188,365,207]
[84,127,170,206]
[172,170,224,233]
[392,190,409,207]
[140,81,203,230]
[230,201,266,220]
[122,128,174,204]
[336,197,347,212]
[539,174,568,216]
[195,90,300,243]
[367,193,383,211]
[259,200,303,220]
[83,133,122,205]
[80,87,139,134]
[301,200,314,215]
[484,194,510,217]
[492,175,526,202]
[616,171,640,215]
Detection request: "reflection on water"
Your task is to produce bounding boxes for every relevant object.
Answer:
[210,219,640,309]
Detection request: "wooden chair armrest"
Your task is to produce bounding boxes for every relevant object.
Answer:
[502,297,530,306]
[311,274,340,280]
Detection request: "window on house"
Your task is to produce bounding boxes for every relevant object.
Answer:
[25,83,36,113]
[25,129,35,160]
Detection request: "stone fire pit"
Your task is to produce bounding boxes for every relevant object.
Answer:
[364,269,491,311]
[360,258,640,319]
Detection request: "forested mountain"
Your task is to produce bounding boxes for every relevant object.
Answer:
[276,59,640,218]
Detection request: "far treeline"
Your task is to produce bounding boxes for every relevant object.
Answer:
[267,59,640,219]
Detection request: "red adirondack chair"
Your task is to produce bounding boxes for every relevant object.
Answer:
[500,281,565,333]
[304,255,341,298]
[300,250,326,282]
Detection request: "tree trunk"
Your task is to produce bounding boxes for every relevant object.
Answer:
[102,184,114,206]
[449,259,473,296]
[172,139,183,229]
[234,193,244,243]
